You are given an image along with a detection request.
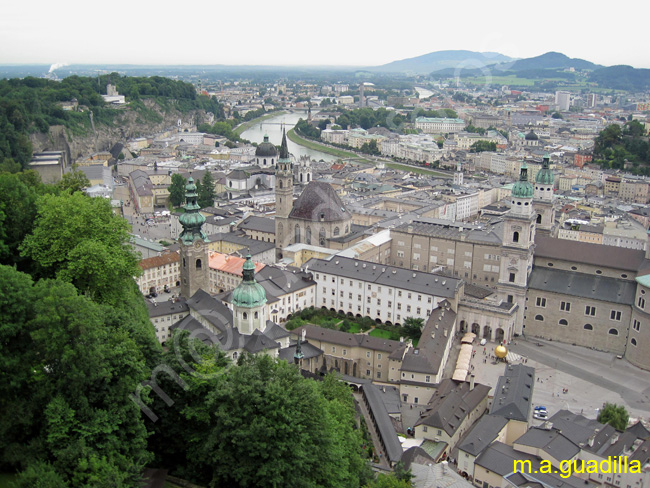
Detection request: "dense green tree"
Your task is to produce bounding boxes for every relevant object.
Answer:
[59,169,90,193]
[149,344,371,488]
[0,267,153,486]
[20,192,140,305]
[168,173,187,207]
[198,171,216,208]
[470,140,497,153]
[598,403,629,431]
[360,139,381,156]
[364,474,413,488]
[295,118,321,138]
[402,317,425,341]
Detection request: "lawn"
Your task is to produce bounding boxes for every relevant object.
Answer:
[369,328,400,341]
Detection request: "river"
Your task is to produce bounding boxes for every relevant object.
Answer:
[240,111,338,162]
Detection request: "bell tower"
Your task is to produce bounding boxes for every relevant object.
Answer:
[179,176,209,298]
[533,153,556,236]
[232,255,267,335]
[499,163,536,334]
[275,129,293,255]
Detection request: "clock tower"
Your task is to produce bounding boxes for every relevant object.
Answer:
[179,176,209,298]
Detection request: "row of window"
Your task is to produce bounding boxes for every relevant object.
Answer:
[535,298,622,320]
[533,315,620,335]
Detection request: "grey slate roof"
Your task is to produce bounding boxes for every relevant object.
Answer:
[170,315,220,345]
[277,340,323,362]
[514,426,580,461]
[362,383,403,463]
[186,289,233,334]
[243,329,280,354]
[490,364,535,422]
[289,181,351,222]
[528,267,636,305]
[206,233,275,257]
[238,216,276,235]
[535,235,645,271]
[627,421,650,440]
[545,410,606,445]
[262,320,290,340]
[402,300,457,375]
[393,218,503,246]
[305,256,462,298]
[415,379,491,436]
[457,414,509,456]
[146,298,189,318]
[293,325,407,354]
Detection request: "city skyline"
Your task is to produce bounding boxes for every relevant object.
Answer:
[2,0,649,69]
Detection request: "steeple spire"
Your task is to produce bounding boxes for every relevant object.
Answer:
[294,336,304,364]
[179,176,207,245]
[279,128,290,160]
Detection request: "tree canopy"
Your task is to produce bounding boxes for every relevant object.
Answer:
[597,403,629,431]
[168,173,186,208]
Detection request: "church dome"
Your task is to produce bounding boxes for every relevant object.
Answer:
[256,134,278,157]
[289,181,351,222]
[512,163,534,199]
[232,255,267,308]
[535,154,554,185]
[525,130,539,141]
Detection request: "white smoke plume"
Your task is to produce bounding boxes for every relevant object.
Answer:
[48,63,69,73]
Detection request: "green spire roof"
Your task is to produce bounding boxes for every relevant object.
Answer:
[179,176,207,245]
[279,128,290,161]
[512,163,534,199]
[535,154,554,185]
[232,255,267,309]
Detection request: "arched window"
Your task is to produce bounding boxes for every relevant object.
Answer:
[584,324,593,331]
[196,259,202,269]
[271,158,274,165]
[243,312,248,320]
[254,311,259,319]
[333,226,340,236]
[307,173,311,182]
[306,226,311,245]
[535,314,544,321]
[263,158,267,165]
[295,225,301,243]
[300,173,303,182]
[559,319,568,326]
[632,338,638,346]
[513,231,519,243]
[608,328,619,336]
[319,228,326,246]
[536,214,542,224]
[279,180,283,189]
[229,180,233,187]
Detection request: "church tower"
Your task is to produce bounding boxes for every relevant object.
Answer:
[179,176,209,298]
[453,161,463,186]
[533,153,556,236]
[275,129,293,255]
[232,255,267,335]
[499,163,536,334]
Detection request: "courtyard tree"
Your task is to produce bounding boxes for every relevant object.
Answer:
[168,173,186,208]
[598,403,629,431]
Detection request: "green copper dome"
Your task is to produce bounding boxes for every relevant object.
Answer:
[232,255,267,308]
[512,163,534,199]
[179,176,207,245]
[535,154,554,185]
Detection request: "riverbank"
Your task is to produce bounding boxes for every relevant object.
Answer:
[287,129,379,165]
[385,162,450,177]
[233,111,286,136]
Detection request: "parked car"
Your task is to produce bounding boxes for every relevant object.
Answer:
[533,410,549,420]
[534,406,547,412]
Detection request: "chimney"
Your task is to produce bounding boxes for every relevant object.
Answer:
[470,374,475,391]
[588,434,596,447]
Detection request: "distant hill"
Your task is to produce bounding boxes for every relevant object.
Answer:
[373,50,514,74]
[588,65,650,91]
[499,52,600,71]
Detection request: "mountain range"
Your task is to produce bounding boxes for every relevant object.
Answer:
[372,50,650,91]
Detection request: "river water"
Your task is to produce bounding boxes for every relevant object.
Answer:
[240,111,338,162]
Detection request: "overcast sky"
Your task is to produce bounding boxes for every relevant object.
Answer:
[2,0,648,69]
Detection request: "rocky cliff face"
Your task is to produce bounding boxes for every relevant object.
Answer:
[29,99,207,164]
